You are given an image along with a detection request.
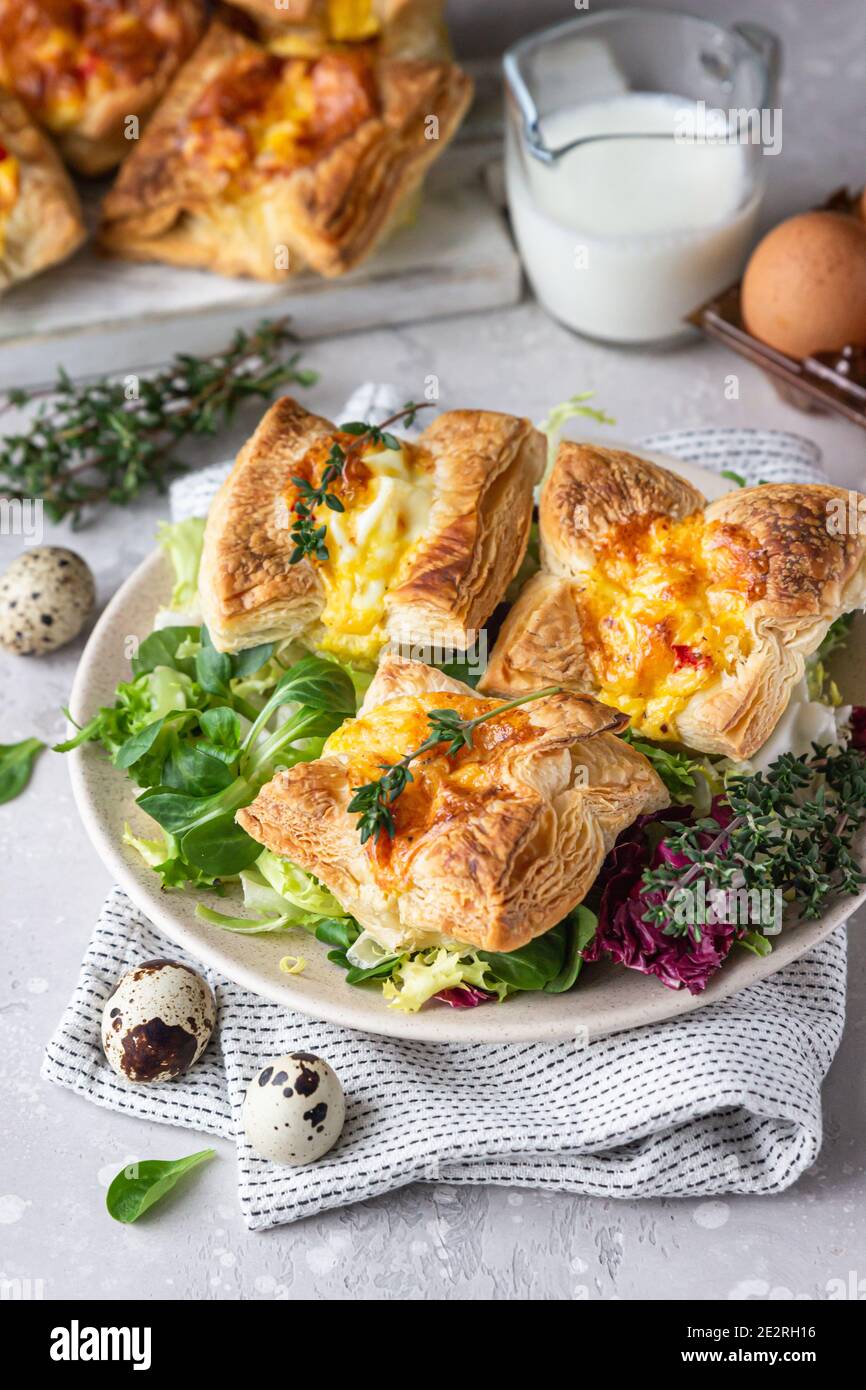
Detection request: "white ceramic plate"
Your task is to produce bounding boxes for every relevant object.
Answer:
[68,451,864,1042]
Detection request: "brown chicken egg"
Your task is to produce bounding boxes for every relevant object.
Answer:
[741,211,866,358]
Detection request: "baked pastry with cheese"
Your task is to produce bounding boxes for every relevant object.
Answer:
[0,0,206,175]
[97,13,472,279]
[237,654,669,953]
[234,0,449,60]
[199,396,544,662]
[480,443,866,759]
[0,88,86,293]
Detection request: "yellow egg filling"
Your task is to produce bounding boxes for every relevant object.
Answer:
[284,437,434,664]
[0,149,20,255]
[578,512,760,740]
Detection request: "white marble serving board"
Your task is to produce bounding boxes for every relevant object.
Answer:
[0,161,519,390]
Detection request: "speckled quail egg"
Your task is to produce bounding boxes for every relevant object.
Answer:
[242,1052,345,1165]
[101,959,216,1083]
[0,547,95,655]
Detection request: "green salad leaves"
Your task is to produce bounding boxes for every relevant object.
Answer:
[60,623,357,887]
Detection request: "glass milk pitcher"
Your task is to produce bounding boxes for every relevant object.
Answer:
[503,7,781,346]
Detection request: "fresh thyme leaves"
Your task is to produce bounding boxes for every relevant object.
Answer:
[640,744,866,937]
[0,320,316,526]
[288,399,432,565]
[347,686,562,845]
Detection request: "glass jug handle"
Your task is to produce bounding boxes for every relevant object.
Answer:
[733,23,782,105]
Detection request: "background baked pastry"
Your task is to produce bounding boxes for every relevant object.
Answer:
[237,653,670,954]
[0,88,86,293]
[199,396,545,660]
[233,0,450,60]
[0,0,206,175]
[480,443,866,759]
[97,11,472,279]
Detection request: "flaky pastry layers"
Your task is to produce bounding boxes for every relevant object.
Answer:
[237,654,669,953]
[0,0,206,174]
[0,89,85,293]
[97,14,472,279]
[480,443,866,759]
[199,396,544,661]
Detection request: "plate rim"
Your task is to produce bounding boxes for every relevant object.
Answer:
[66,450,862,1042]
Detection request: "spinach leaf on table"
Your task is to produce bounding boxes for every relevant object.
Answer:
[105,1149,215,1224]
[0,737,44,805]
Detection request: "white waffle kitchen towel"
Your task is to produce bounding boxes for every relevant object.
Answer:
[43,394,851,1228]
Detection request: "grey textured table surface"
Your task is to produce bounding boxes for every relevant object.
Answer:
[3,0,866,1302]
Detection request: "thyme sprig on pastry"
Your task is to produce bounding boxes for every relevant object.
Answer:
[288,400,433,565]
[0,319,315,525]
[347,685,562,845]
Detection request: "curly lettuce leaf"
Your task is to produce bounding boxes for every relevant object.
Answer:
[619,728,722,807]
[538,393,614,478]
[382,948,508,1013]
[157,517,206,611]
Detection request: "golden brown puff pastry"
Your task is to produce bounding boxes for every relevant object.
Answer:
[0,88,85,292]
[198,396,545,663]
[232,0,449,60]
[96,15,472,279]
[237,653,669,954]
[0,1,206,176]
[480,443,866,760]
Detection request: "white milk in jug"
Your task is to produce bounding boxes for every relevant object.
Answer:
[506,92,762,345]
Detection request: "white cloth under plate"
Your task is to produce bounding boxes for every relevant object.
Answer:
[43,396,849,1229]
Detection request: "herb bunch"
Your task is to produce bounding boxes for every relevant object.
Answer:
[289,400,431,565]
[347,686,561,845]
[641,745,866,935]
[0,319,316,526]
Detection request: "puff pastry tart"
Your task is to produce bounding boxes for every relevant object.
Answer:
[199,396,544,663]
[0,1,206,175]
[233,0,449,60]
[480,443,866,760]
[0,89,86,293]
[237,654,669,954]
[97,14,472,278]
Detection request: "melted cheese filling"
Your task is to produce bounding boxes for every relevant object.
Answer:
[578,512,760,741]
[267,0,379,56]
[325,692,535,889]
[184,49,376,186]
[308,440,434,663]
[0,149,20,253]
[328,0,379,43]
[0,7,188,132]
